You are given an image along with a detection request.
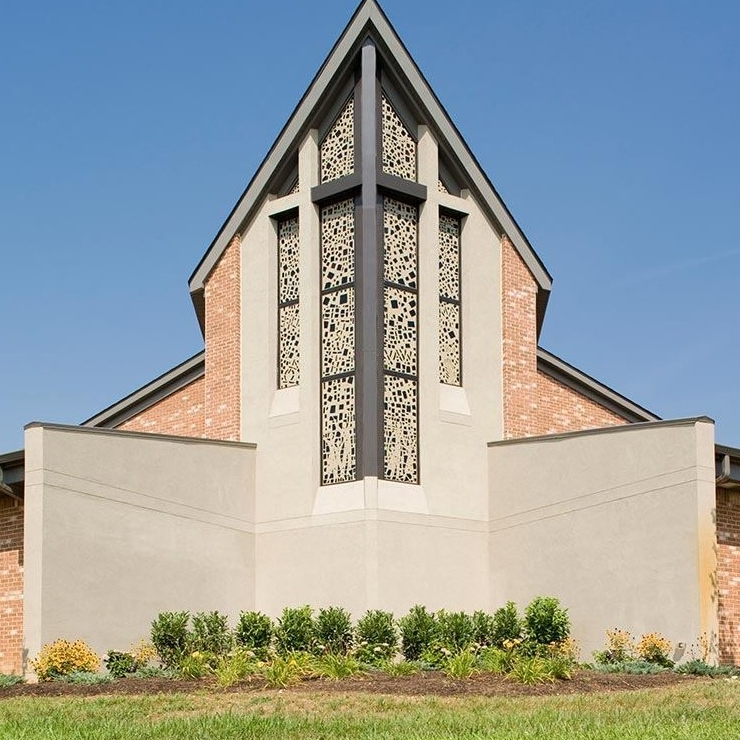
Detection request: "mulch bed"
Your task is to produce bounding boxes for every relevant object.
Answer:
[0,670,705,700]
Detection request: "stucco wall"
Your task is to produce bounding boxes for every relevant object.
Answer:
[501,235,627,438]
[117,376,205,437]
[488,418,718,659]
[717,488,740,664]
[0,501,23,674]
[23,424,256,670]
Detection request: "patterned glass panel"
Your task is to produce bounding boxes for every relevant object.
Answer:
[384,286,417,376]
[383,375,418,483]
[322,288,355,377]
[279,303,300,388]
[438,178,449,194]
[322,377,356,484]
[439,301,461,386]
[288,178,299,195]
[321,199,355,290]
[278,216,300,304]
[383,197,417,288]
[438,214,460,301]
[381,94,416,181]
[320,97,355,184]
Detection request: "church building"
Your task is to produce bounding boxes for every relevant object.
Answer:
[2,0,739,675]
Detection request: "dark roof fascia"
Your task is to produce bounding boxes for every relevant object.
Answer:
[187,0,552,333]
[537,347,660,424]
[488,415,714,448]
[82,351,205,429]
[716,444,740,488]
[0,449,24,469]
[0,449,25,490]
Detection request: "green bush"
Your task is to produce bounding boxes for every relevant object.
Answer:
[151,611,191,670]
[234,611,273,659]
[524,596,570,647]
[191,612,232,657]
[0,674,25,688]
[56,671,112,685]
[355,610,397,664]
[275,606,316,655]
[675,660,740,677]
[491,602,524,647]
[315,606,354,655]
[436,610,475,653]
[399,605,437,661]
[104,650,137,679]
[471,611,496,647]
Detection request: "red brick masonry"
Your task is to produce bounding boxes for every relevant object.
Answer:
[0,502,23,675]
[501,234,627,438]
[717,489,740,665]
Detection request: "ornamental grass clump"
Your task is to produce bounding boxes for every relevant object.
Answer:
[442,647,479,679]
[31,639,100,681]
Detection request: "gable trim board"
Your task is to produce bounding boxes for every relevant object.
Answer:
[188,0,552,337]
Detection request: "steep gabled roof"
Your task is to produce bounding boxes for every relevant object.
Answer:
[188,0,552,333]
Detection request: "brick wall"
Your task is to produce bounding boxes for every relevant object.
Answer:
[717,488,740,665]
[118,377,205,437]
[501,234,627,438]
[204,234,241,441]
[0,501,23,675]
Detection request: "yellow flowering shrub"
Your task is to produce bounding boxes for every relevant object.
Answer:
[548,636,580,663]
[31,639,100,681]
[637,632,672,664]
[130,639,157,668]
[605,628,634,663]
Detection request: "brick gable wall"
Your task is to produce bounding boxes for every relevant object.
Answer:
[204,235,241,441]
[0,501,23,675]
[118,376,205,437]
[717,489,740,665]
[501,234,627,438]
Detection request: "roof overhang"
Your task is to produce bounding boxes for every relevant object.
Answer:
[0,449,25,502]
[188,0,552,335]
[537,348,660,423]
[716,444,740,490]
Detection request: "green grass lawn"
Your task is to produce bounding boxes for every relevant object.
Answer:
[1,681,738,739]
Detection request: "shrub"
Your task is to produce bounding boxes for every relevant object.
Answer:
[471,611,496,647]
[104,650,137,678]
[179,651,214,679]
[507,656,555,685]
[399,605,437,661]
[548,636,580,664]
[675,659,740,677]
[313,653,365,680]
[637,632,673,666]
[355,610,397,664]
[594,629,635,665]
[275,606,316,655]
[213,648,260,687]
[524,597,570,647]
[130,640,158,669]
[151,611,191,670]
[191,611,232,657]
[0,674,25,688]
[491,602,524,647]
[596,660,667,675]
[31,639,100,681]
[57,671,112,685]
[315,606,354,655]
[442,647,479,679]
[234,611,273,659]
[436,610,475,653]
[261,655,306,688]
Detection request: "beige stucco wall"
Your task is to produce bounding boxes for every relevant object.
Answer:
[23,424,256,668]
[488,418,718,660]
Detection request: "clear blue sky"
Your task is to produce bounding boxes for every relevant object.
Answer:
[1,0,738,452]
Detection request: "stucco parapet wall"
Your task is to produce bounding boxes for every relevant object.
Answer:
[24,422,255,450]
[487,416,715,448]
